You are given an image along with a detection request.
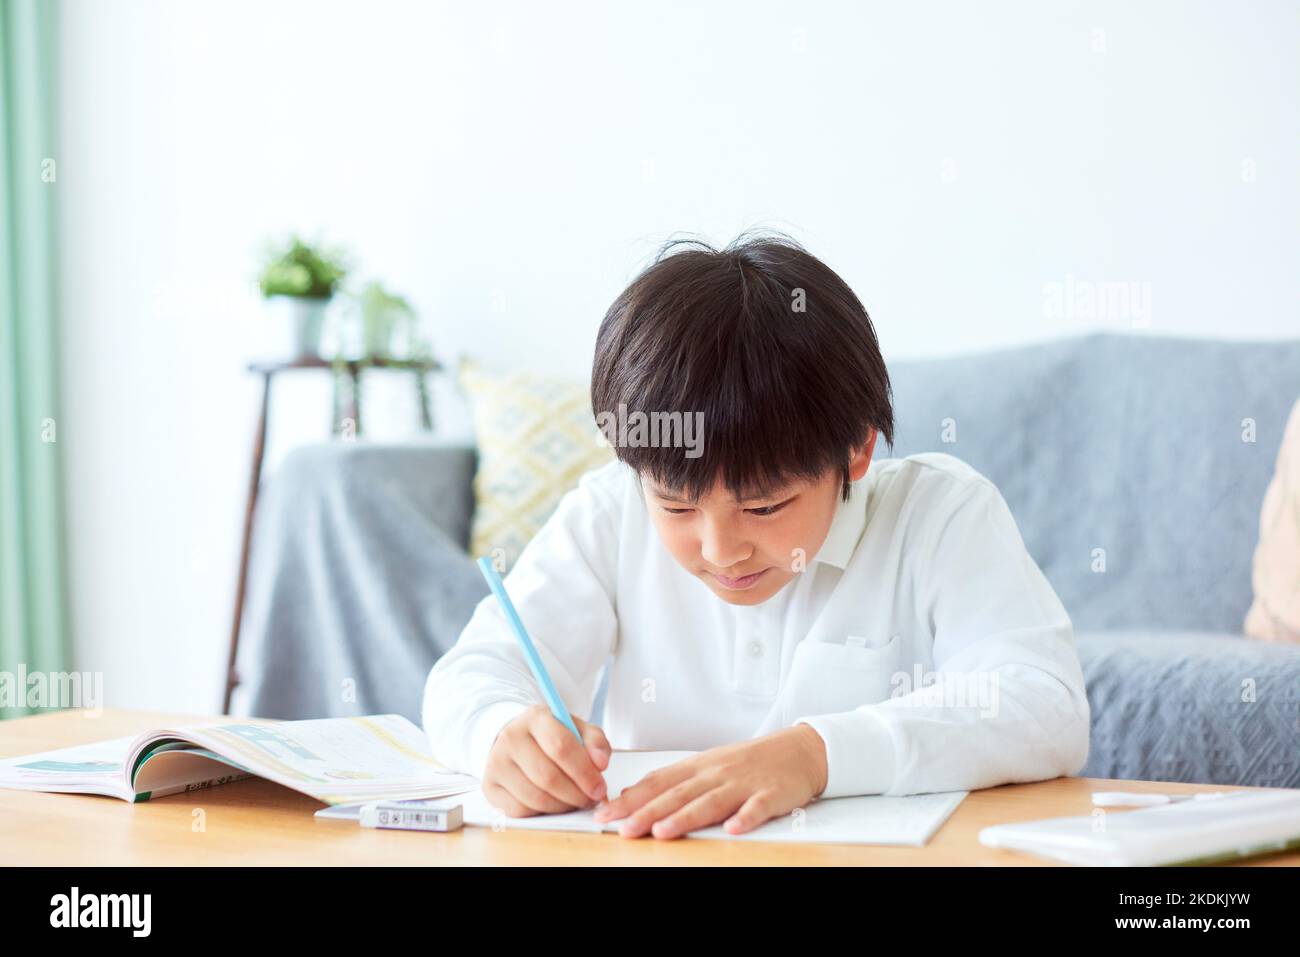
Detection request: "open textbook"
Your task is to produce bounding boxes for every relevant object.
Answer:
[321,750,968,846]
[0,715,479,806]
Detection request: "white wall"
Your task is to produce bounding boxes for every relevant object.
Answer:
[57,0,1300,713]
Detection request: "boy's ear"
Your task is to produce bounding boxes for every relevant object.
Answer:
[847,428,878,481]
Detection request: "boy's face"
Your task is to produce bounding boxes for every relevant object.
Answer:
[642,431,877,606]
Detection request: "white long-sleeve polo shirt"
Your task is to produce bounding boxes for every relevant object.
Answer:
[422,452,1091,799]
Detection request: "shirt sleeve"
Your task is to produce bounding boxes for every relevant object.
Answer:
[421,466,623,778]
[793,478,1091,798]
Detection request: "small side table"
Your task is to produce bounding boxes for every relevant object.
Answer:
[222,356,441,714]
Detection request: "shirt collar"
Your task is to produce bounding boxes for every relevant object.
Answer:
[812,470,871,570]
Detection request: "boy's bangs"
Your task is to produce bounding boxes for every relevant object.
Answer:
[612,387,852,504]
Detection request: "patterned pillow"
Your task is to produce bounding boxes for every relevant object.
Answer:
[1244,397,1300,642]
[460,359,614,569]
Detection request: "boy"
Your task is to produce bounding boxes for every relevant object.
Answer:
[423,234,1090,840]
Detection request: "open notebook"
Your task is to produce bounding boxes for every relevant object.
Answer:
[322,750,968,846]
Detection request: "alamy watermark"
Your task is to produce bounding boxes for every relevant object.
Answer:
[1043,274,1152,327]
[50,887,150,937]
[595,402,705,458]
[0,665,103,715]
[889,665,1000,718]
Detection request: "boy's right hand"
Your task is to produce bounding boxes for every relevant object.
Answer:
[483,704,611,817]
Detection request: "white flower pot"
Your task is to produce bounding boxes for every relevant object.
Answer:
[266,296,330,359]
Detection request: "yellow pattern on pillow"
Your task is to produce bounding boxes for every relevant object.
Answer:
[1244,397,1300,642]
[460,360,614,569]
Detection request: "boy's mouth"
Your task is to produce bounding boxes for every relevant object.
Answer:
[711,568,769,590]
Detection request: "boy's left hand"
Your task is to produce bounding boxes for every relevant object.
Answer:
[591,724,828,839]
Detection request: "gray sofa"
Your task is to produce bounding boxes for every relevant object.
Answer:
[232,332,1300,789]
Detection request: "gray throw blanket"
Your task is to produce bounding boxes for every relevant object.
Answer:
[231,441,490,724]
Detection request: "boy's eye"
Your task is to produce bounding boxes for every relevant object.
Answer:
[657,498,792,516]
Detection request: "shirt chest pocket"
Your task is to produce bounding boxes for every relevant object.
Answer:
[778,635,902,724]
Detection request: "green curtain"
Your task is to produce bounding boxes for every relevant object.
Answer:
[0,0,68,719]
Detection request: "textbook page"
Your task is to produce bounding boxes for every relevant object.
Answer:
[169,714,479,805]
[0,736,139,800]
[0,715,481,806]
[457,750,967,846]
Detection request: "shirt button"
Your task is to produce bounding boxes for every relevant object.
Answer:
[748,640,763,658]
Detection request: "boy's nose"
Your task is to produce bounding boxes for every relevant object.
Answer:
[699,531,752,570]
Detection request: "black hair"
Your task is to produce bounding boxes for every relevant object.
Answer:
[591,230,893,503]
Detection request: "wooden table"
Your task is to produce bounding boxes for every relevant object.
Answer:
[2,709,1296,866]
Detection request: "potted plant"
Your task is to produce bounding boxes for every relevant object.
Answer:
[258,235,349,357]
[353,281,417,358]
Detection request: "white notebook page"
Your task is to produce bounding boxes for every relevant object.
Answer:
[458,750,967,846]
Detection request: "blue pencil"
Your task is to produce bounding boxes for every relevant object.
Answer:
[476,557,585,747]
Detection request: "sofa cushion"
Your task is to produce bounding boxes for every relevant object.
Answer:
[1076,629,1300,788]
[887,333,1300,633]
[1244,396,1300,643]
[460,360,613,568]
